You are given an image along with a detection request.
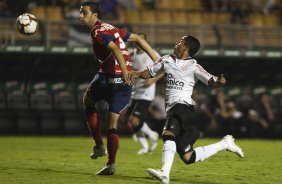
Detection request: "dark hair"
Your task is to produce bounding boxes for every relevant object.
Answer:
[81,0,102,19]
[184,35,200,56]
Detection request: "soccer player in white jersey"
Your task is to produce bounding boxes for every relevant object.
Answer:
[129,35,244,184]
[125,33,163,154]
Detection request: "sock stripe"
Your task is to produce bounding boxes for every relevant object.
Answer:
[108,128,118,135]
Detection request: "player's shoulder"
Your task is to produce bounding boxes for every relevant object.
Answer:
[188,58,197,65]
[93,22,117,35]
[100,22,116,30]
[160,54,176,63]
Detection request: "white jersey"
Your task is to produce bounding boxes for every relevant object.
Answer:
[148,55,214,112]
[131,49,160,101]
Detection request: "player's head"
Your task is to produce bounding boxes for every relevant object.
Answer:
[174,35,200,58]
[79,0,102,28]
[185,35,200,57]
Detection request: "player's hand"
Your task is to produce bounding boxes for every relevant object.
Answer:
[216,74,226,86]
[122,72,133,86]
[128,71,141,83]
[128,71,137,83]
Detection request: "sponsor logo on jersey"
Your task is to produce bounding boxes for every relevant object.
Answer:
[114,60,132,66]
[109,78,123,84]
[166,73,184,90]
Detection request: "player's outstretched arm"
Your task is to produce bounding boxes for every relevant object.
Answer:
[143,72,164,87]
[129,69,152,82]
[127,33,160,63]
[208,74,226,87]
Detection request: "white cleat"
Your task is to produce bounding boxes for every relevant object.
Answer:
[149,131,159,152]
[137,148,150,155]
[223,135,244,158]
[146,168,169,184]
[132,133,138,142]
[90,145,107,160]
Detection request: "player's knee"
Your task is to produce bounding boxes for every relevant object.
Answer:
[83,93,97,115]
[162,129,176,141]
[163,118,181,137]
[162,133,175,142]
[133,119,143,132]
[182,150,196,165]
[83,93,95,108]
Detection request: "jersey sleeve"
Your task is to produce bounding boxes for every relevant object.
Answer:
[194,64,213,85]
[147,56,166,77]
[95,29,131,46]
[95,30,114,46]
[120,30,131,42]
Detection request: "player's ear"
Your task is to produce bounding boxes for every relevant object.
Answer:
[92,12,98,18]
[183,42,189,51]
[184,45,189,53]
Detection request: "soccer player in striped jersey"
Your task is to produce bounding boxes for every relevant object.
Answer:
[79,1,159,175]
[129,35,244,184]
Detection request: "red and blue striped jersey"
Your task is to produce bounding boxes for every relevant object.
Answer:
[90,21,132,75]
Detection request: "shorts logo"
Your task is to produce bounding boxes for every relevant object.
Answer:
[134,111,141,115]
[109,78,123,84]
[184,144,191,152]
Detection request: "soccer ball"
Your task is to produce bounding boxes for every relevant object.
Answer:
[16,13,38,35]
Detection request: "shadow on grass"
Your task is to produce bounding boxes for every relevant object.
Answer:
[3,166,151,183]
[3,166,223,184]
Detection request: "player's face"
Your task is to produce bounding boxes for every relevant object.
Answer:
[174,36,188,58]
[79,5,98,28]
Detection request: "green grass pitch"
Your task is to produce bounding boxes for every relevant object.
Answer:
[0,136,281,184]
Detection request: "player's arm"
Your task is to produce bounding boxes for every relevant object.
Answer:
[129,56,164,84]
[208,74,226,87]
[127,33,160,62]
[129,60,164,84]
[132,70,152,79]
[143,72,164,87]
[107,41,132,85]
[195,64,226,87]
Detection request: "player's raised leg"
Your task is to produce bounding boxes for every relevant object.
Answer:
[83,93,106,160]
[181,135,244,164]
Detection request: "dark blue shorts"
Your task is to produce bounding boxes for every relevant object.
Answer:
[88,72,132,113]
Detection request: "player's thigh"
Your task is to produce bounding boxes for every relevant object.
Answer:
[106,112,120,129]
[126,99,138,116]
[132,100,151,121]
[164,104,195,136]
[85,74,107,105]
[173,104,196,131]
[108,83,132,114]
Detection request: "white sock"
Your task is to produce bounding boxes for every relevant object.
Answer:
[194,140,228,162]
[140,122,155,139]
[136,134,149,151]
[161,140,176,177]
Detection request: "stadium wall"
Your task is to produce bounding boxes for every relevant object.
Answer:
[0,50,281,136]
